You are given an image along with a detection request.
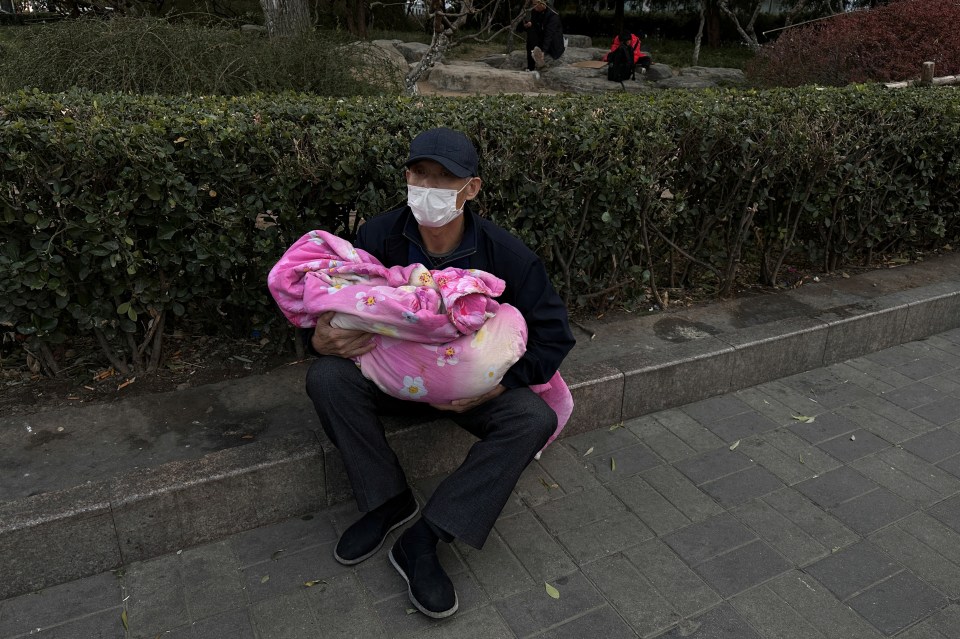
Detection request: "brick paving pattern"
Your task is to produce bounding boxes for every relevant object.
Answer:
[5,329,960,638]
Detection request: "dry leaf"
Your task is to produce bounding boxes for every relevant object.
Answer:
[304,579,326,587]
[799,453,804,464]
[261,575,269,583]
[584,447,594,457]
[406,608,417,615]
[729,440,740,450]
[792,414,815,424]
[174,136,187,143]
[545,582,560,599]
[611,458,617,471]
[121,610,128,631]
[255,212,278,230]
[609,422,624,431]
[117,377,136,390]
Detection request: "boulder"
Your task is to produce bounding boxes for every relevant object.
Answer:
[383,39,746,95]
[560,47,607,65]
[425,62,540,94]
[645,63,674,81]
[564,34,592,48]
[504,50,530,70]
[369,40,414,77]
[477,53,509,69]
[394,41,434,64]
[541,65,653,94]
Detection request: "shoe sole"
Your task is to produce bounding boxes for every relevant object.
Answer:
[388,548,459,619]
[333,502,419,566]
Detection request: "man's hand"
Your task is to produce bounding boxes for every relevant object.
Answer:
[310,311,375,358]
[430,384,506,413]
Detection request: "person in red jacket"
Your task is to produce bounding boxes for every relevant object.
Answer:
[601,29,652,72]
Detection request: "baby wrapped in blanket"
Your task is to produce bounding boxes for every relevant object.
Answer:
[268,230,572,451]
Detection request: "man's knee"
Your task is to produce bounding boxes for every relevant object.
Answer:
[513,394,557,447]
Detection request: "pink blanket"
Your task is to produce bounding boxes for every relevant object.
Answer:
[268,230,572,452]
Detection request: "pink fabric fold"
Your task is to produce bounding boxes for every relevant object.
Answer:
[268,230,573,452]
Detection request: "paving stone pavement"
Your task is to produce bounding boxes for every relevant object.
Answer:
[5,330,960,639]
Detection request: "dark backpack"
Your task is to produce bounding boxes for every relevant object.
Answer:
[607,36,636,83]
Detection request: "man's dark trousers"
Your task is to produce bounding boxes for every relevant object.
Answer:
[306,355,556,549]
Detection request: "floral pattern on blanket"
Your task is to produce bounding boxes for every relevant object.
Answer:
[268,230,573,451]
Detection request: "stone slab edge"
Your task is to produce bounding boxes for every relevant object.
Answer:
[2,283,959,598]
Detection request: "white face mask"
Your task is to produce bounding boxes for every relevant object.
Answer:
[407,182,469,228]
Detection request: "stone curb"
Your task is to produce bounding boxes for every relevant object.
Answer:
[2,281,960,600]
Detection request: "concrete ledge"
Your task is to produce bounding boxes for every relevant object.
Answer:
[3,260,960,598]
[0,433,323,600]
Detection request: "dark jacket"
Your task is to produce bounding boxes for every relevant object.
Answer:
[520,7,565,60]
[355,205,575,390]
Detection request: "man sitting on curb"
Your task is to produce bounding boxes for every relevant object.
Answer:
[304,127,575,618]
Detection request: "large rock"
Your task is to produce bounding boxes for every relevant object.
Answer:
[645,63,674,81]
[369,40,414,77]
[384,39,745,95]
[425,62,540,94]
[477,53,509,69]
[560,47,607,65]
[564,34,592,48]
[541,65,653,94]
[497,46,605,70]
[394,41,434,64]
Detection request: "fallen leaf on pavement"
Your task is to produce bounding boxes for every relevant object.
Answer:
[792,414,815,423]
[729,440,740,450]
[545,582,560,599]
[584,447,594,457]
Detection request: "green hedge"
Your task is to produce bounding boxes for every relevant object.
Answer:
[1,87,958,374]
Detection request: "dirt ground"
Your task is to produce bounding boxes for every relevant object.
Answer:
[0,330,303,419]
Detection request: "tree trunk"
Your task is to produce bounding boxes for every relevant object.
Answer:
[702,0,722,48]
[260,0,312,37]
[717,0,762,50]
[693,0,706,65]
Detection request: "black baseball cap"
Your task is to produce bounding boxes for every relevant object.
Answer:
[405,127,479,178]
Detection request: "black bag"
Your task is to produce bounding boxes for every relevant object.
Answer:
[607,36,636,83]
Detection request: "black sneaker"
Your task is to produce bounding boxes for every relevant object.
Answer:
[333,491,418,566]
[388,534,458,619]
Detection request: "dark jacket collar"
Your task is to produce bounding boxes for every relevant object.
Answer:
[397,205,479,268]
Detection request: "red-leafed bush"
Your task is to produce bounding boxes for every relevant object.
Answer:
[747,0,960,87]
